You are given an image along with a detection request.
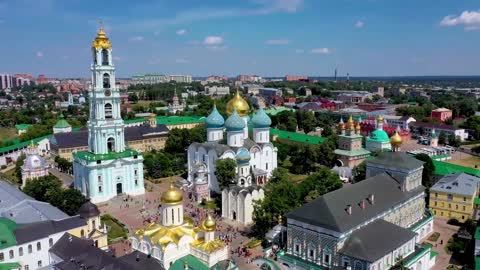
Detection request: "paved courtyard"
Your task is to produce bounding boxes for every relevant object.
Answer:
[99,178,264,269]
[424,219,460,270]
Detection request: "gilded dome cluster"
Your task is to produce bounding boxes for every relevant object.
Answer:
[161,184,183,204]
[226,91,250,116]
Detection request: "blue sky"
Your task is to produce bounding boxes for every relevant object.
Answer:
[0,0,480,77]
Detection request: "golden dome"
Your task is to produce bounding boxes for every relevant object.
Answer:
[347,116,354,124]
[226,90,250,116]
[390,131,402,146]
[202,214,216,232]
[355,122,361,130]
[92,25,112,50]
[338,122,345,130]
[377,115,384,123]
[161,184,183,204]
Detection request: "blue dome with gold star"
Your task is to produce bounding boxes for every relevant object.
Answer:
[251,108,272,128]
[236,148,251,164]
[205,104,225,128]
[225,109,245,131]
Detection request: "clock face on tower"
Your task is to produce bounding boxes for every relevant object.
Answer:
[104,90,111,96]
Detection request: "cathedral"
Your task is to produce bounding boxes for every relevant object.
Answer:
[130,184,230,269]
[73,26,145,203]
[187,91,277,224]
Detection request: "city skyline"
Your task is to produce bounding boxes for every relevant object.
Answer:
[0,0,480,77]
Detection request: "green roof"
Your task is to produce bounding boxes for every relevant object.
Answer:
[404,245,430,267]
[0,263,21,270]
[270,128,325,144]
[475,227,480,240]
[124,118,147,124]
[432,160,480,177]
[429,251,438,259]
[265,107,295,116]
[0,218,18,250]
[476,257,480,270]
[14,124,31,131]
[475,198,480,205]
[367,129,390,142]
[169,255,209,270]
[0,134,51,155]
[334,149,371,157]
[53,116,71,128]
[157,116,205,126]
[74,149,141,162]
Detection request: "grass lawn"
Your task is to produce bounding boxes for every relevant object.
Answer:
[288,173,308,184]
[447,156,480,169]
[428,232,441,242]
[0,127,17,141]
[101,214,128,243]
[1,168,19,185]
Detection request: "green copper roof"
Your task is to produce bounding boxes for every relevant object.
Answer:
[475,227,480,240]
[169,255,209,270]
[475,198,480,205]
[0,134,51,155]
[432,160,480,177]
[367,129,390,142]
[334,149,371,157]
[0,262,21,270]
[14,124,31,130]
[74,149,141,162]
[54,115,71,128]
[157,116,205,125]
[265,107,295,116]
[270,128,325,144]
[0,218,18,250]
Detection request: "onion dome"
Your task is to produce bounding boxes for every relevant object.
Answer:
[390,131,402,147]
[202,214,216,232]
[92,25,112,50]
[251,108,272,128]
[236,148,251,164]
[78,200,100,219]
[225,109,246,131]
[205,104,225,128]
[338,117,345,130]
[377,115,384,123]
[23,154,47,170]
[226,90,250,116]
[355,122,361,130]
[161,184,183,204]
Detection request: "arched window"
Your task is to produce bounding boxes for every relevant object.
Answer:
[9,250,13,259]
[18,247,23,256]
[27,245,32,253]
[103,73,110,88]
[81,229,85,237]
[354,261,362,270]
[49,238,53,247]
[101,49,109,65]
[107,137,115,152]
[92,219,96,229]
[171,209,175,223]
[104,103,113,119]
[36,242,41,251]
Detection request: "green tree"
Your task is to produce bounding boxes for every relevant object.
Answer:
[23,175,62,202]
[59,189,86,215]
[15,154,26,182]
[296,168,342,202]
[128,93,139,103]
[352,161,366,183]
[462,116,480,140]
[438,131,447,145]
[414,153,435,188]
[214,158,237,189]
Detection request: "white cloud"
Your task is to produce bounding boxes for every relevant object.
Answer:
[295,49,304,54]
[176,29,187,35]
[204,36,224,45]
[206,45,228,52]
[355,20,365,28]
[310,48,331,54]
[128,36,144,43]
[175,58,189,64]
[265,39,290,45]
[122,0,303,30]
[36,51,44,58]
[440,10,480,30]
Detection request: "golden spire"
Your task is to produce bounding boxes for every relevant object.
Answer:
[92,20,112,49]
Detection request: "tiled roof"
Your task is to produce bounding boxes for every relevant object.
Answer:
[14,216,85,244]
